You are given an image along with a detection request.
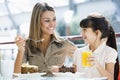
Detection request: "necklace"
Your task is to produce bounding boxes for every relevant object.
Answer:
[28,38,44,43]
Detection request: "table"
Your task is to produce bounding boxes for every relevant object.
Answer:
[12,72,107,80]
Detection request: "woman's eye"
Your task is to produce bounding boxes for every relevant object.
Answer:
[45,20,50,22]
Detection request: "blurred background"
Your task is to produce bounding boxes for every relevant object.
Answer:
[0,0,120,61]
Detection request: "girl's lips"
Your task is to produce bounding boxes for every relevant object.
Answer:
[82,36,86,39]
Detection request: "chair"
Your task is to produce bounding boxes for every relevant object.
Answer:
[114,57,119,80]
[118,71,120,80]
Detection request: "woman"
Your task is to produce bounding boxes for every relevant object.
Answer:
[14,2,77,73]
[73,13,119,80]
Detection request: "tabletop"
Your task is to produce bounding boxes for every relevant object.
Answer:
[10,72,108,80]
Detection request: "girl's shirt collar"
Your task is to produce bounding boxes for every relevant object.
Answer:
[86,41,106,54]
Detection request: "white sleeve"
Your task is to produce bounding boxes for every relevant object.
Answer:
[105,48,118,63]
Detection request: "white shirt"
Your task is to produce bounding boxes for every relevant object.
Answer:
[73,41,118,77]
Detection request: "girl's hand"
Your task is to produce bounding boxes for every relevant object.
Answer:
[88,54,98,66]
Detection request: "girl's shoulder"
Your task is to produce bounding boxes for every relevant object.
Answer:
[105,45,118,54]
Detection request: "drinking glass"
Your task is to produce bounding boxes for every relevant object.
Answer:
[0,50,15,80]
[41,66,54,77]
[1,60,14,80]
[81,51,92,67]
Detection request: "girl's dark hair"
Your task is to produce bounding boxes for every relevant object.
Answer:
[80,13,119,80]
[80,15,110,39]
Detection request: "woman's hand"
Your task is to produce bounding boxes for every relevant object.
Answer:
[49,66,59,72]
[14,36,26,73]
[15,36,26,52]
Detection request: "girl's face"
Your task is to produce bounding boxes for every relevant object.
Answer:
[81,28,99,45]
[41,11,56,36]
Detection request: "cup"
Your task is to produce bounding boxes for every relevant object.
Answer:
[1,60,14,80]
[81,51,92,67]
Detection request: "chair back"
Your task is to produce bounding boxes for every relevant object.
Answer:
[114,57,119,80]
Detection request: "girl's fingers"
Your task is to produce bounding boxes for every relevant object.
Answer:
[88,56,96,66]
[88,56,94,61]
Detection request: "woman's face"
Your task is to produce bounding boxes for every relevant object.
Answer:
[81,28,98,45]
[41,11,56,35]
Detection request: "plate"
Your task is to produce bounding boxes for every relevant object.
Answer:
[13,72,108,80]
[13,73,41,78]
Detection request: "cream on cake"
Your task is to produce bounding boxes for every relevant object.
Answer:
[21,63,38,74]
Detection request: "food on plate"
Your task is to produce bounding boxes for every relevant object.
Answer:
[21,63,38,74]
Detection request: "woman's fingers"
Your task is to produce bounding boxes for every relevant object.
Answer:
[15,35,23,41]
[50,66,59,72]
[15,36,26,51]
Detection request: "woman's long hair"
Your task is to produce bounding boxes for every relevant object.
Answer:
[28,2,59,47]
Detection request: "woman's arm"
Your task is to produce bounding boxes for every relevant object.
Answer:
[14,36,26,73]
[14,50,24,73]
[66,40,77,58]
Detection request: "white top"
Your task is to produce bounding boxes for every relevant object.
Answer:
[73,41,118,77]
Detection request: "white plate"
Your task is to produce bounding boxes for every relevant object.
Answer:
[13,73,73,80]
[13,73,41,78]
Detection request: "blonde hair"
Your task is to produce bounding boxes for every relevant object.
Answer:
[28,2,58,47]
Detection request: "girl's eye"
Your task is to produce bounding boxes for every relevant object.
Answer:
[53,18,56,21]
[83,28,86,31]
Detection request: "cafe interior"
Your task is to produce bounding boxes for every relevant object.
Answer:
[0,0,120,80]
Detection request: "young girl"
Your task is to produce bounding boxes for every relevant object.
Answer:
[73,13,119,80]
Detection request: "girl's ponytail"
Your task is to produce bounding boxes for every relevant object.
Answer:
[106,26,117,50]
[107,26,119,80]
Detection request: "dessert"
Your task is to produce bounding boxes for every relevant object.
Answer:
[21,63,38,74]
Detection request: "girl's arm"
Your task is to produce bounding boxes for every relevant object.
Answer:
[96,62,114,80]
